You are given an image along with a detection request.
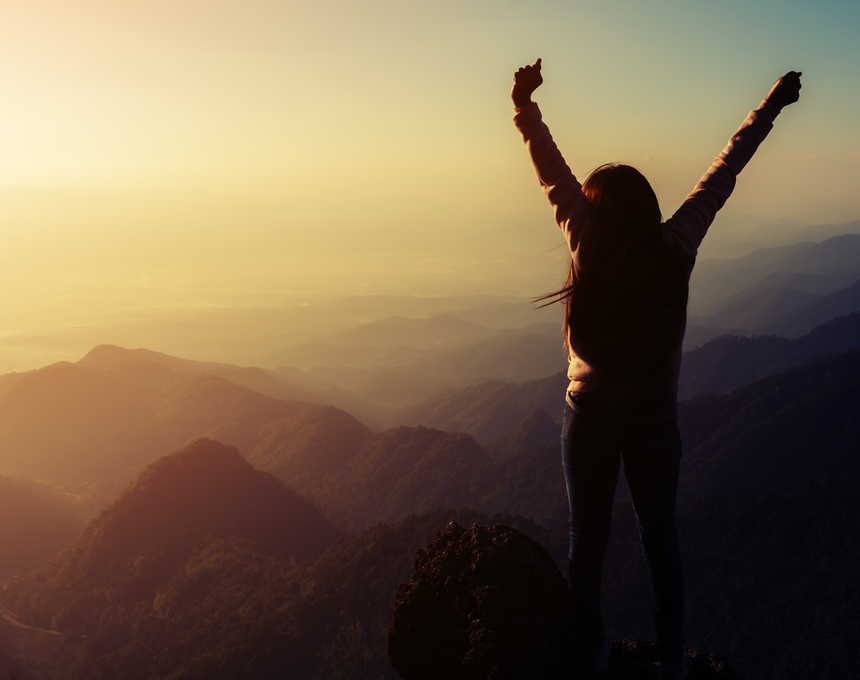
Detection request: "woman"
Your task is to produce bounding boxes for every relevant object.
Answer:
[511,59,801,678]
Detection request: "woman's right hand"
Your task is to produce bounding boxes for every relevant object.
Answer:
[511,58,543,109]
[765,71,802,110]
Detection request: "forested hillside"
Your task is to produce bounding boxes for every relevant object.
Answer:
[2,320,859,679]
[5,466,856,680]
[483,407,559,462]
[677,350,860,505]
[3,439,341,680]
[679,310,860,398]
[390,372,568,442]
[251,412,493,532]
[244,347,860,536]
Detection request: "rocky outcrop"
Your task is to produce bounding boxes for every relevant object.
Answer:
[388,522,575,679]
[608,639,743,679]
[388,522,743,680]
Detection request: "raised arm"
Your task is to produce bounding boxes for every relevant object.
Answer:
[664,72,802,256]
[511,59,592,259]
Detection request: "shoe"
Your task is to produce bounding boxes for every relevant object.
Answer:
[657,652,693,680]
[587,634,611,673]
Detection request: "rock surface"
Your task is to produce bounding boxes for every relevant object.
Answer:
[606,639,743,679]
[389,522,742,680]
[389,522,574,679]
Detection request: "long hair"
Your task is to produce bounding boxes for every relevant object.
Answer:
[534,163,662,349]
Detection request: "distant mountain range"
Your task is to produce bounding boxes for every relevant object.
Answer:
[4,226,860,679]
[688,275,860,344]
[4,285,854,511]
[389,372,569,443]
[680,311,860,399]
[256,234,860,392]
[0,357,310,495]
[760,276,860,337]
[244,349,860,531]
[1,317,858,679]
[689,234,860,314]
[277,327,564,386]
[693,285,822,332]
[78,344,387,428]
[697,213,860,259]
[49,231,860,414]
[250,411,491,533]
[325,313,493,348]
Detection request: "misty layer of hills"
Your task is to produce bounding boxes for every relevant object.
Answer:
[2,337,859,678]
[2,412,857,679]
[686,233,860,346]
[2,227,860,679]
[273,234,860,394]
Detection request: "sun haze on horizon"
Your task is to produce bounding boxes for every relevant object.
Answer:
[1,0,859,373]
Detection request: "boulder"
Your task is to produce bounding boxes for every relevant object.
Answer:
[388,522,743,680]
[388,522,575,679]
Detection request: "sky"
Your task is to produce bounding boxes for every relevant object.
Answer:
[1,0,859,372]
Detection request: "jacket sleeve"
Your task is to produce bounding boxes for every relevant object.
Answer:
[664,100,781,257]
[513,103,596,272]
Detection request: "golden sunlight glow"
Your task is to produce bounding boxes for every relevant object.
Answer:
[1,0,858,373]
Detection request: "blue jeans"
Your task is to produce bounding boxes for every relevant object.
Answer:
[561,402,684,666]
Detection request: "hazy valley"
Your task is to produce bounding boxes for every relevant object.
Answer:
[2,224,860,679]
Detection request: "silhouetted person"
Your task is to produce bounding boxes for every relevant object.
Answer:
[511,59,801,679]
